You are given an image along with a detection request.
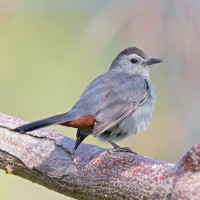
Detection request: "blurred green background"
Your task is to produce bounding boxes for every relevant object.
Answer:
[0,0,200,199]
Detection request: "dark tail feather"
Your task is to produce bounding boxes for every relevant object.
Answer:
[74,134,88,151]
[13,113,71,132]
[74,129,89,151]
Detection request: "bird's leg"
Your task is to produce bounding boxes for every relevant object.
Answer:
[109,141,121,149]
[109,141,137,154]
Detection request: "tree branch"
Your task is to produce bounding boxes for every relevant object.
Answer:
[0,113,199,200]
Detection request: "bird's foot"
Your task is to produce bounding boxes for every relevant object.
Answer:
[113,147,137,154]
[109,141,137,154]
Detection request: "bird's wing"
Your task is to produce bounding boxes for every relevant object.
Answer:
[93,75,149,137]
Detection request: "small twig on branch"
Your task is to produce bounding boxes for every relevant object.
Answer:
[0,113,199,200]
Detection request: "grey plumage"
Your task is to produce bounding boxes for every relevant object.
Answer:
[117,47,148,59]
[93,75,149,137]
[14,47,163,150]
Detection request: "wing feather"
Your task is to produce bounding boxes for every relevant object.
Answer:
[93,77,148,137]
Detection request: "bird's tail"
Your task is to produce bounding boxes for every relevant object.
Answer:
[13,113,73,132]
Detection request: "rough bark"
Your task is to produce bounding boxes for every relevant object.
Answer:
[0,113,199,200]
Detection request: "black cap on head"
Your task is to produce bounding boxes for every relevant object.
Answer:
[117,47,148,59]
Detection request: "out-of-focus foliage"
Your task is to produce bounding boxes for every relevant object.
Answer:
[0,0,200,199]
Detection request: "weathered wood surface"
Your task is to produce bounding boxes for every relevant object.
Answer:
[0,113,199,200]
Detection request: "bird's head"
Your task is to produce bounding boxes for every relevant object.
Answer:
[109,47,163,76]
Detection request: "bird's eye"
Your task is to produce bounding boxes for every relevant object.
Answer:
[130,58,138,64]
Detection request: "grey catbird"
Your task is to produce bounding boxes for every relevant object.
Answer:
[14,47,163,151]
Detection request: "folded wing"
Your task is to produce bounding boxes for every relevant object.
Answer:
[93,75,149,137]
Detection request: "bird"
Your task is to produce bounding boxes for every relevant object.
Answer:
[13,47,163,151]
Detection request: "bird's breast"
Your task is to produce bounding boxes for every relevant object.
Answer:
[119,98,154,135]
[98,96,155,143]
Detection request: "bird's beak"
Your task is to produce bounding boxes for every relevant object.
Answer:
[144,58,163,66]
